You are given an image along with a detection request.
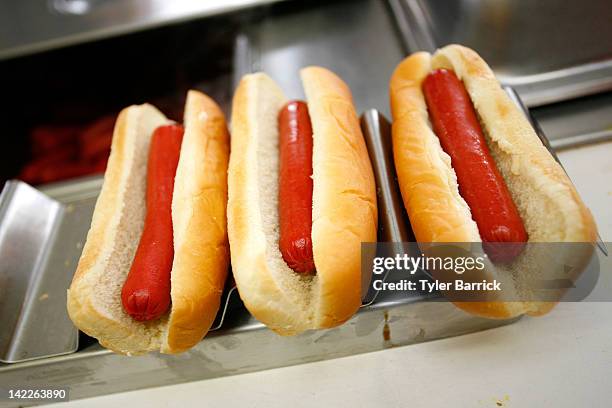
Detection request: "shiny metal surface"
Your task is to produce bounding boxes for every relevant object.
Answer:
[0,174,241,365]
[360,110,413,305]
[244,0,405,117]
[0,295,515,405]
[361,110,412,244]
[209,287,239,331]
[531,92,612,150]
[390,0,612,106]
[0,181,78,363]
[0,0,282,61]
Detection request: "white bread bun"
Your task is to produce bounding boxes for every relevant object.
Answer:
[67,90,230,354]
[390,45,598,319]
[228,67,377,335]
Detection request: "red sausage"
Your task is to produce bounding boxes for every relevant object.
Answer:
[278,101,315,274]
[422,69,527,262]
[121,124,184,321]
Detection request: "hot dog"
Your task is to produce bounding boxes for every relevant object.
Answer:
[228,67,377,335]
[121,124,184,321]
[278,101,315,274]
[422,69,527,262]
[390,44,597,319]
[67,91,230,354]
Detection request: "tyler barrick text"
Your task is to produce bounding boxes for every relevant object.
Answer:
[373,279,501,292]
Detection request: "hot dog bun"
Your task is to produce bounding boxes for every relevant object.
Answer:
[390,45,597,319]
[228,67,377,335]
[67,90,230,354]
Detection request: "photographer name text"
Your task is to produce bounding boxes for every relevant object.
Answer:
[373,279,501,292]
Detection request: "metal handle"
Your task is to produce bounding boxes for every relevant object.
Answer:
[359,109,416,307]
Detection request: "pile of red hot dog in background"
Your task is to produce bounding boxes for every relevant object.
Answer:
[18,115,115,185]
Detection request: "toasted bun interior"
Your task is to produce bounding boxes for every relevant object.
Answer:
[390,45,597,318]
[228,68,377,335]
[67,91,230,354]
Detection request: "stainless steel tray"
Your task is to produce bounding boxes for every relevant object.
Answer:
[0,298,511,404]
[0,178,239,365]
[0,107,518,404]
[0,181,80,364]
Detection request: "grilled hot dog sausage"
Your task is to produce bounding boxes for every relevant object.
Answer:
[278,101,316,274]
[121,124,184,321]
[422,69,528,262]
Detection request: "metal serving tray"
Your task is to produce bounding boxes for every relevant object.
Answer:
[0,178,240,365]
[0,95,604,405]
[0,181,79,364]
[389,0,612,107]
[0,108,516,404]
[5,82,603,400]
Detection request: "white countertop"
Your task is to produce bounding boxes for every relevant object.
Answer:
[47,141,612,408]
